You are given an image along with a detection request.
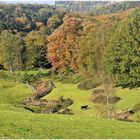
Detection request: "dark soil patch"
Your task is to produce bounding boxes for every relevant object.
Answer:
[77,79,100,90]
[92,95,121,104]
[92,89,105,95]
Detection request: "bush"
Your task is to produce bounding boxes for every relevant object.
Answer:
[21,73,40,83]
[50,72,84,84]
[0,64,4,70]
[0,70,50,83]
[0,70,15,81]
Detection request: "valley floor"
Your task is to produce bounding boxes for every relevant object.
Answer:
[0,80,140,138]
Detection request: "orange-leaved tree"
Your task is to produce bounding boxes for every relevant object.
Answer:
[47,15,83,74]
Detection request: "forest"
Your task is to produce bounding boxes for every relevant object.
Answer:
[0,1,140,139]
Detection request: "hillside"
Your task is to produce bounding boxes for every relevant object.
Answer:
[0,3,64,33]
[0,2,140,139]
[1,79,140,138]
[54,1,110,14]
[54,1,140,15]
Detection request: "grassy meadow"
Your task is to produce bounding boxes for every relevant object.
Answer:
[1,78,140,138]
[0,2,140,139]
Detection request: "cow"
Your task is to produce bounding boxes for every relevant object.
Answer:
[81,105,88,110]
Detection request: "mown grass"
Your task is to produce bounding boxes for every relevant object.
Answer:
[1,79,140,138]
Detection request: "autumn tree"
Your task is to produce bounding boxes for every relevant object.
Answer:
[47,15,83,74]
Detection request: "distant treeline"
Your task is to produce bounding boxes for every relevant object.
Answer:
[55,1,140,15]
[0,3,140,88]
[0,4,64,69]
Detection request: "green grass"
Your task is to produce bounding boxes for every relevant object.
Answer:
[1,111,140,139]
[1,79,140,138]
[0,80,32,112]
[46,82,95,116]
[115,87,140,110]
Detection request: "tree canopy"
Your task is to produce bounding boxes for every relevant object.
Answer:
[107,9,140,88]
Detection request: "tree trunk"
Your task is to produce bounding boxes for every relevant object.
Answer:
[9,65,13,73]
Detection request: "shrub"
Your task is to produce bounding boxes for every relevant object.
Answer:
[21,73,40,83]
[0,70,50,83]
[0,64,4,70]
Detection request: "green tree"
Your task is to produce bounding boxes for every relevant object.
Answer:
[77,23,111,78]
[46,14,63,35]
[0,30,22,72]
[107,9,140,88]
[24,31,48,69]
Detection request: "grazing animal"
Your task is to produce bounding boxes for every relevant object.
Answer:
[81,105,88,110]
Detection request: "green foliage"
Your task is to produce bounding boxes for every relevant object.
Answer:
[0,70,50,83]
[89,2,140,16]
[55,1,111,14]
[48,10,140,89]
[0,3,140,90]
[20,73,40,83]
[0,4,65,70]
[76,25,109,77]
[0,4,64,33]
[46,14,63,35]
[0,64,4,70]
[55,1,140,15]
[59,74,84,84]
[24,31,48,69]
[107,9,140,88]
[0,30,23,71]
